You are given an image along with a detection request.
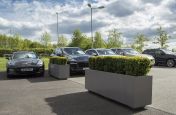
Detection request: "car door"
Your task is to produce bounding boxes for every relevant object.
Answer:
[154,49,166,64]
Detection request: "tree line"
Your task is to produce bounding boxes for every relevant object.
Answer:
[0,26,171,53]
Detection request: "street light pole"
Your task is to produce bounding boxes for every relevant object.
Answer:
[90,8,93,48]
[56,12,59,38]
[88,3,104,48]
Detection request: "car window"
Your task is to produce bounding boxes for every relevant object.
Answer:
[161,49,174,54]
[116,49,124,55]
[144,50,154,55]
[13,52,37,60]
[86,50,97,55]
[155,50,164,55]
[86,50,92,55]
[123,49,139,55]
[55,48,62,55]
[63,48,85,55]
[97,49,115,55]
[111,49,116,53]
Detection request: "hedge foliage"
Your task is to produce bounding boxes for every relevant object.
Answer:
[89,56,151,76]
[49,57,67,65]
[0,48,54,57]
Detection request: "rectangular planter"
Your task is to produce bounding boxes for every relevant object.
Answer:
[49,64,70,80]
[85,69,152,109]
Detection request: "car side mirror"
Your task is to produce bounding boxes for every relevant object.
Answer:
[57,53,62,56]
[119,52,125,55]
[6,57,11,60]
[161,52,165,55]
[92,53,98,56]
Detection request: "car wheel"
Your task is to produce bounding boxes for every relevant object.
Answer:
[166,59,175,67]
[7,74,12,78]
[39,72,45,77]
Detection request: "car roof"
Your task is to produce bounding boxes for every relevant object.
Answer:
[87,48,110,50]
[144,48,162,51]
[111,48,133,50]
[57,47,79,49]
[13,51,34,54]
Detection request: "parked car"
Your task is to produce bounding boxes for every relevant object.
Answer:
[111,48,155,66]
[85,48,116,56]
[51,47,89,73]
[6,51,44,78]
[143,48,176,67]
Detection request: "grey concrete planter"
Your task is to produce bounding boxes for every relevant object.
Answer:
[49,64,70,80]
[85,69,152,109]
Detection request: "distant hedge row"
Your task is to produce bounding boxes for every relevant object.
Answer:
[89,56,151,76]
[0,48,54,57]
[49,57,67,65]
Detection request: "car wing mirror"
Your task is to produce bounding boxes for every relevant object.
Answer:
[6,57,11,60]
[5,57,9,60]
[119,52,125,55]
[57,53,62,56]
[92,53,98,56]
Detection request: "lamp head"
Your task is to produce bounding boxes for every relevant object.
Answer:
[88,3,91,8]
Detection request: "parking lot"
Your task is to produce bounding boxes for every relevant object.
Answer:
[0,67,176,115]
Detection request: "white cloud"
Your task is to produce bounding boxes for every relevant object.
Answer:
[0,0,175,49]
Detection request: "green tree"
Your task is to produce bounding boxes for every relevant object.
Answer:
[69,29,91,50]
[156,26,169,48]
[132,33,148,52]
[80,36,92,50]
[69,29,83,47]
[13,33,23,49]
[94,32,105,48]
[57,35,68,47]
[41,32,51,48]
[106,29,123,48]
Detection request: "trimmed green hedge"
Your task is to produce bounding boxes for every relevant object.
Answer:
[89,56,151,76]
[49,57,67,65]
[0,48,54,57]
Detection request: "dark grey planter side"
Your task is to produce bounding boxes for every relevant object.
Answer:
[85,69,152,109]
[49,64,70,80]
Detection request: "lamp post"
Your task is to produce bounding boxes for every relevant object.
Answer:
[56,12,59,38]
[88,3,104,48]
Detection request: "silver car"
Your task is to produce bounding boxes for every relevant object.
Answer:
[111,48,155,65]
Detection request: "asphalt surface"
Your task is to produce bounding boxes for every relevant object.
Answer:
[0,68,175,115]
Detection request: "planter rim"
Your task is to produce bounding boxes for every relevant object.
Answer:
[49,63,68,66]
[88,69,152,78]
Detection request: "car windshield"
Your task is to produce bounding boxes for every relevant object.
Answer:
[123,49,140,55]
[63,48,85,55]
[13,52,38,60]
[161,49,174,54]
[97,49,116,55]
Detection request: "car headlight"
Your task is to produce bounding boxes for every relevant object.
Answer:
[69,58,77,64]
[70,58,77,62]
[8,61,15,66]
[37,60,43,66]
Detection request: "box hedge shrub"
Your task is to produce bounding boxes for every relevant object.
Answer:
[89,56,151,76]
[0,48,54,57]
[49,57,67,65]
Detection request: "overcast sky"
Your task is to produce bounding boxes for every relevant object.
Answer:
[0,0,175,46]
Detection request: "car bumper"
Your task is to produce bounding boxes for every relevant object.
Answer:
[69,62,89,72]
[150,59,155,66]
[7,66,44,76]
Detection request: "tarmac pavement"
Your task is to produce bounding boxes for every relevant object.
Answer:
[0,67,175,115]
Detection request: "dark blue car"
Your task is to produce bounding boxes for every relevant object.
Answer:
[51,47,90,74]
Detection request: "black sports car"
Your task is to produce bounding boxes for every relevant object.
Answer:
[6,51,44,77]
[51,47,89,74]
